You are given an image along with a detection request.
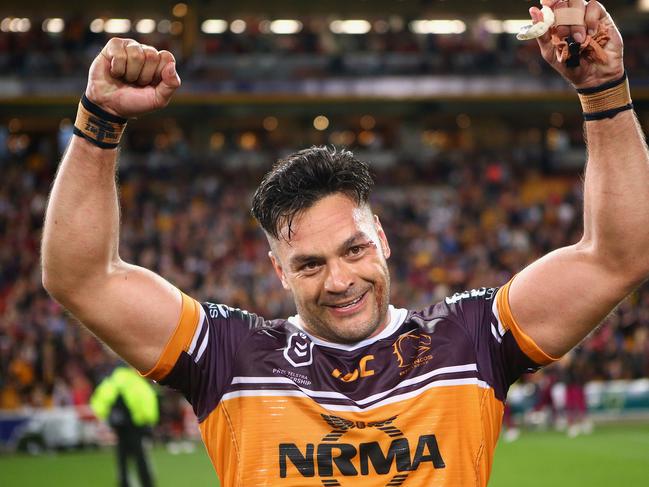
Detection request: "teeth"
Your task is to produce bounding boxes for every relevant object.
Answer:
[334,295,362,308]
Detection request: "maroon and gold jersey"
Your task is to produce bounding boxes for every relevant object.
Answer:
[144,281,556,486]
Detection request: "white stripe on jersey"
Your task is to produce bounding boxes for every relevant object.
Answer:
[491,323,503,344]
[491,298,506,336]
[356,363,477,405]
[188,305,206,355]
[195,322,210,363]
[221,377,490,413]
[230,363,478,406]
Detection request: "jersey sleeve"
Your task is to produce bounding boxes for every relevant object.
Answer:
[493,279,560,367]
[444,282,560,400]
[142,291,266,421]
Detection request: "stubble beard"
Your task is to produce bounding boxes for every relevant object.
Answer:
[297,272,391,345]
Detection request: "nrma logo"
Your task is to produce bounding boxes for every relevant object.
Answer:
[278,414,445,485]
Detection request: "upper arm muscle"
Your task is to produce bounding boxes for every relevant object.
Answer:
[68,261,182,373]
[508,244,635,358]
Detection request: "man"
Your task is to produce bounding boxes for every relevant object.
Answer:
[91,365,159,487]
[41,1,649,485]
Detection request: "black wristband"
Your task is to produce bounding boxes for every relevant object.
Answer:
[80,94,128,124]
[582,103,634,121]
[576,71,627,95]
[72,127,121,149]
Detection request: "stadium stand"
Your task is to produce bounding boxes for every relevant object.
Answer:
[1,0,648,449]
[1,126,648,416]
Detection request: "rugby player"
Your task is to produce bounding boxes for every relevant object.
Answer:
[41,1,649,485]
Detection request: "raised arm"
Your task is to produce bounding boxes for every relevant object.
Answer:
[507,0,649,358]
[41,38,183,372]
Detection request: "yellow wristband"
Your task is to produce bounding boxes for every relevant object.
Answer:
[73,94,127,149]
[577,72,633,121]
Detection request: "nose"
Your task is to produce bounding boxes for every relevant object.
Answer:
[324,259,355,294]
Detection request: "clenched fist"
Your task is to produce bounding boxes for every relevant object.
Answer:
[85,38,181,118]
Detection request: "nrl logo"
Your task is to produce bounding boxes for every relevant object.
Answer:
[283,332,315,367]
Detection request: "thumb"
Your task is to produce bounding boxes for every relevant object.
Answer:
[155,62,181,105]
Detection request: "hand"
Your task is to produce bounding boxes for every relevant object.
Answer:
[530,0,624,89]
[85,38,181,118]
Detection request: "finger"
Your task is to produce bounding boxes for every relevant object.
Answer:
[101,37,132,78]
[136,45,160,86]
[568,0,587,43]
[530,6,544,24]
[124,41,146,83]
[540,0,561,7]
[153,50,175,85]
[155,61,181,106]
[553,1,571,41]
[584,0,606,36]
[529,7,552,46]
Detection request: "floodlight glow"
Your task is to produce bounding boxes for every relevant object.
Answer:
[9,17,31,32]
[136,19,156,34]
[313,115,330,131]
[502,20,531,34]
[157,20,171,33]
[270,19,302,34]
[409,20,465,34]
[170,21,183,35]
[483,19,503,34]
[104,19,131,34]
[172,3,188,18]
[330,20,371,34]
[19,18,31,32]
[90,18,105,33]
[201,19,228,34]
[43,18,65,33]
[230,19,246,34]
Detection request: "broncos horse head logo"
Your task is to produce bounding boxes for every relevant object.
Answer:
[392,331,432,368]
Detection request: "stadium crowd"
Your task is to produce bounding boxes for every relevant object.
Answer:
[1,124,648,431]
[1,17,649,80]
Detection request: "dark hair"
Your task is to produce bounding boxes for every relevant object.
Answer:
[251,146,374,240]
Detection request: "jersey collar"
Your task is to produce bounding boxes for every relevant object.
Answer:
[287,305,408,351]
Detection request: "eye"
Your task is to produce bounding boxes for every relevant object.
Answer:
[300,261,321,273]
[347,244,367,258]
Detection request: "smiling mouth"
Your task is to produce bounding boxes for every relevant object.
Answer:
[326,291,367,309]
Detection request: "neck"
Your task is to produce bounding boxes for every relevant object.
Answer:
[295,307,393,345]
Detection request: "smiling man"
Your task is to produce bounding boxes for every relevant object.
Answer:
[255,154,392,345]
[41,1,649,486]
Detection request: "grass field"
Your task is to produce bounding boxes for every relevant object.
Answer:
[1,423,648,486]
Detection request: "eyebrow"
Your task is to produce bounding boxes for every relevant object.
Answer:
[288,231,370,269]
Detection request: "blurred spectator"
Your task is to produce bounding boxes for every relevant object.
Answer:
[1,18,649,82]
[0,123,648,431]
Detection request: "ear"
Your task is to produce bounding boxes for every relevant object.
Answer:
[269,251,291,290]
[374,215,391,259]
